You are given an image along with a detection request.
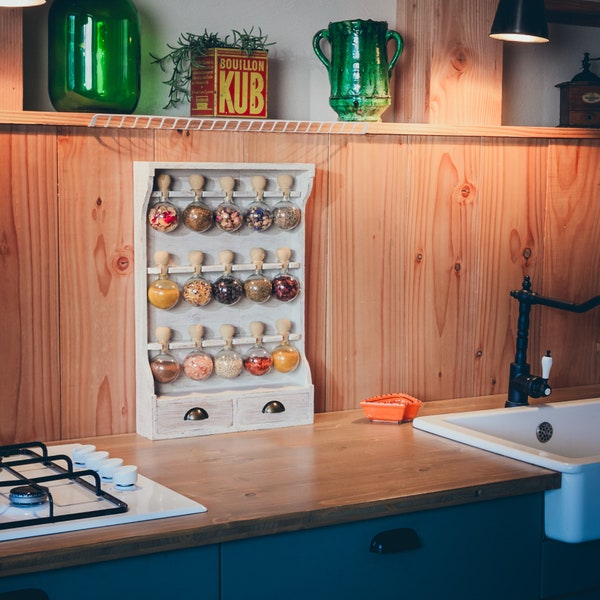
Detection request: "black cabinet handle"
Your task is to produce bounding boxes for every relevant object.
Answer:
[184,407,209,421]
[370,528,420,554]
[262,400,286,414]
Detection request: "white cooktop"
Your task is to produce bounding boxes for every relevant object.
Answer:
[0,444,207,542]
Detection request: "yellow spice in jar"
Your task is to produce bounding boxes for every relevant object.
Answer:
[148,279,180,310]
[272,345,300,373]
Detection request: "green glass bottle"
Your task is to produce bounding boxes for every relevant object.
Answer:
[48,0,141,113]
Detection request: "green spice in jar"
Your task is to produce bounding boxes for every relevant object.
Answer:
[243,273,272,303]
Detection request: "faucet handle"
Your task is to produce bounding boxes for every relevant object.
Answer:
[542,350,552,380]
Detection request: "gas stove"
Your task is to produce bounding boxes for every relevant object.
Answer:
[0,441,207,541]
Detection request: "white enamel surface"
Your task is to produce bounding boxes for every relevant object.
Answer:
[0,444,207,541]
[413,398,600,543]
[414,398,600,472]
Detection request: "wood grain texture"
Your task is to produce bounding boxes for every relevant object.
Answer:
[541,141,600,386]
[0,10,23,110]
[475,138,548,396]
[57,129,154,439]
[327,135,408,410]
[0,126,59,444]
[395,0,502,125]
[403,137,481,399]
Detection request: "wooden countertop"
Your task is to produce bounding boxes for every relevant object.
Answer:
[2,386,599,577]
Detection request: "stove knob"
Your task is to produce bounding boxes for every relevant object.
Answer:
[85,451,109,471]
[99,458,124,481]
[72,444,96,466]
[113,465,138,488]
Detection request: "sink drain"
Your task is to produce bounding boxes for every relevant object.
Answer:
[536,421,553,443]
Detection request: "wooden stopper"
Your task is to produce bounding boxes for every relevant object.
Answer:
[220,176,235,199]
[251,175,267,199]
[188,251,204,268]
[249,321,265,338]
[277,174,293,198]
[188,324,204,343]
[189,174,205,198]
[219,249,234,266]
[155,326,172,344]
[276,247,291,266]
[249,247,266,265]
[157,174,171,199]
[220,324,235,341]
[153,250,170,267]
[276,318,291,336]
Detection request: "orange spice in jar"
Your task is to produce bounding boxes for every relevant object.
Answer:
[271,318,300,373]
[147,251,179,310]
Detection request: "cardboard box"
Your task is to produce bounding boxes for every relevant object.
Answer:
[190,48,268,118]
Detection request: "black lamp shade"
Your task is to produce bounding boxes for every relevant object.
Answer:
[490,0,549,43]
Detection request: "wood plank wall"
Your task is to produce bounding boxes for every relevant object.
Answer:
[1,126,599,443]
[394,0,502,125]
[0,10,23,110]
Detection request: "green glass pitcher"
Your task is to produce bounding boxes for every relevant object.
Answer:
[313,19,403,122]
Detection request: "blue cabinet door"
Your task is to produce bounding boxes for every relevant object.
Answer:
[0,545,219,600]
[221,494,544,600]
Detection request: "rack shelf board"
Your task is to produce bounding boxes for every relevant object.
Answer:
[1,110,600,139]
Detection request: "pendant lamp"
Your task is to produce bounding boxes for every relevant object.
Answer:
[490,0,549,43]
[0,0,45,5]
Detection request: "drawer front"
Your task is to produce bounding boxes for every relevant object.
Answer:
[221,494,544,600]
[234,388,313,429]
[156,396,234,437]
[566,110,600,127]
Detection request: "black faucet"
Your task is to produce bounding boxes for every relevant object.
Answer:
[507,276,600,408]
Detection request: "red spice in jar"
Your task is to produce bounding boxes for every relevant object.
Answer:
[272,274,300,302]
[243,354,273,376]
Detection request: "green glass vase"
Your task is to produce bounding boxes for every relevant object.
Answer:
[48,0,141,113]
[313,20,403,122]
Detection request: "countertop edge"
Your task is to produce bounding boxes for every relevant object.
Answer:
[1,471,559,578]
[3,384,598,578]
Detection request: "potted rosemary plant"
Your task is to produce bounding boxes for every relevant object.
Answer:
[151,29,275,118]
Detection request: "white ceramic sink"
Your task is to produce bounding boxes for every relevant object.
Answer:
[413,398,600,543]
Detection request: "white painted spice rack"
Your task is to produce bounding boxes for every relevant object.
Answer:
[134,162,315,439]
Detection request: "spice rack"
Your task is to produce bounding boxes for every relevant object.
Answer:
[134,162,315,439]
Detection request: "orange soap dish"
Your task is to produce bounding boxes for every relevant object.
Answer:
[360,393,422,423]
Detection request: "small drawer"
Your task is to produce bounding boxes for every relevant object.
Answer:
[234,389,313,430]
[156,395,234,437]
[566,110,600,127]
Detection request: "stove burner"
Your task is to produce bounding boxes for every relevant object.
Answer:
[9,485,49,507]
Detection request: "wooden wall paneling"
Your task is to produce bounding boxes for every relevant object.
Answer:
[154,130,245,163]
[57,128,154,439]
[0,10,23,110]
[242,133,330,413]
[0,126,59,444]
[326,135,408,411]
[395,0,502,126]
[542,140,600,387]
[474,138,548,397]
[403,137,482,401]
